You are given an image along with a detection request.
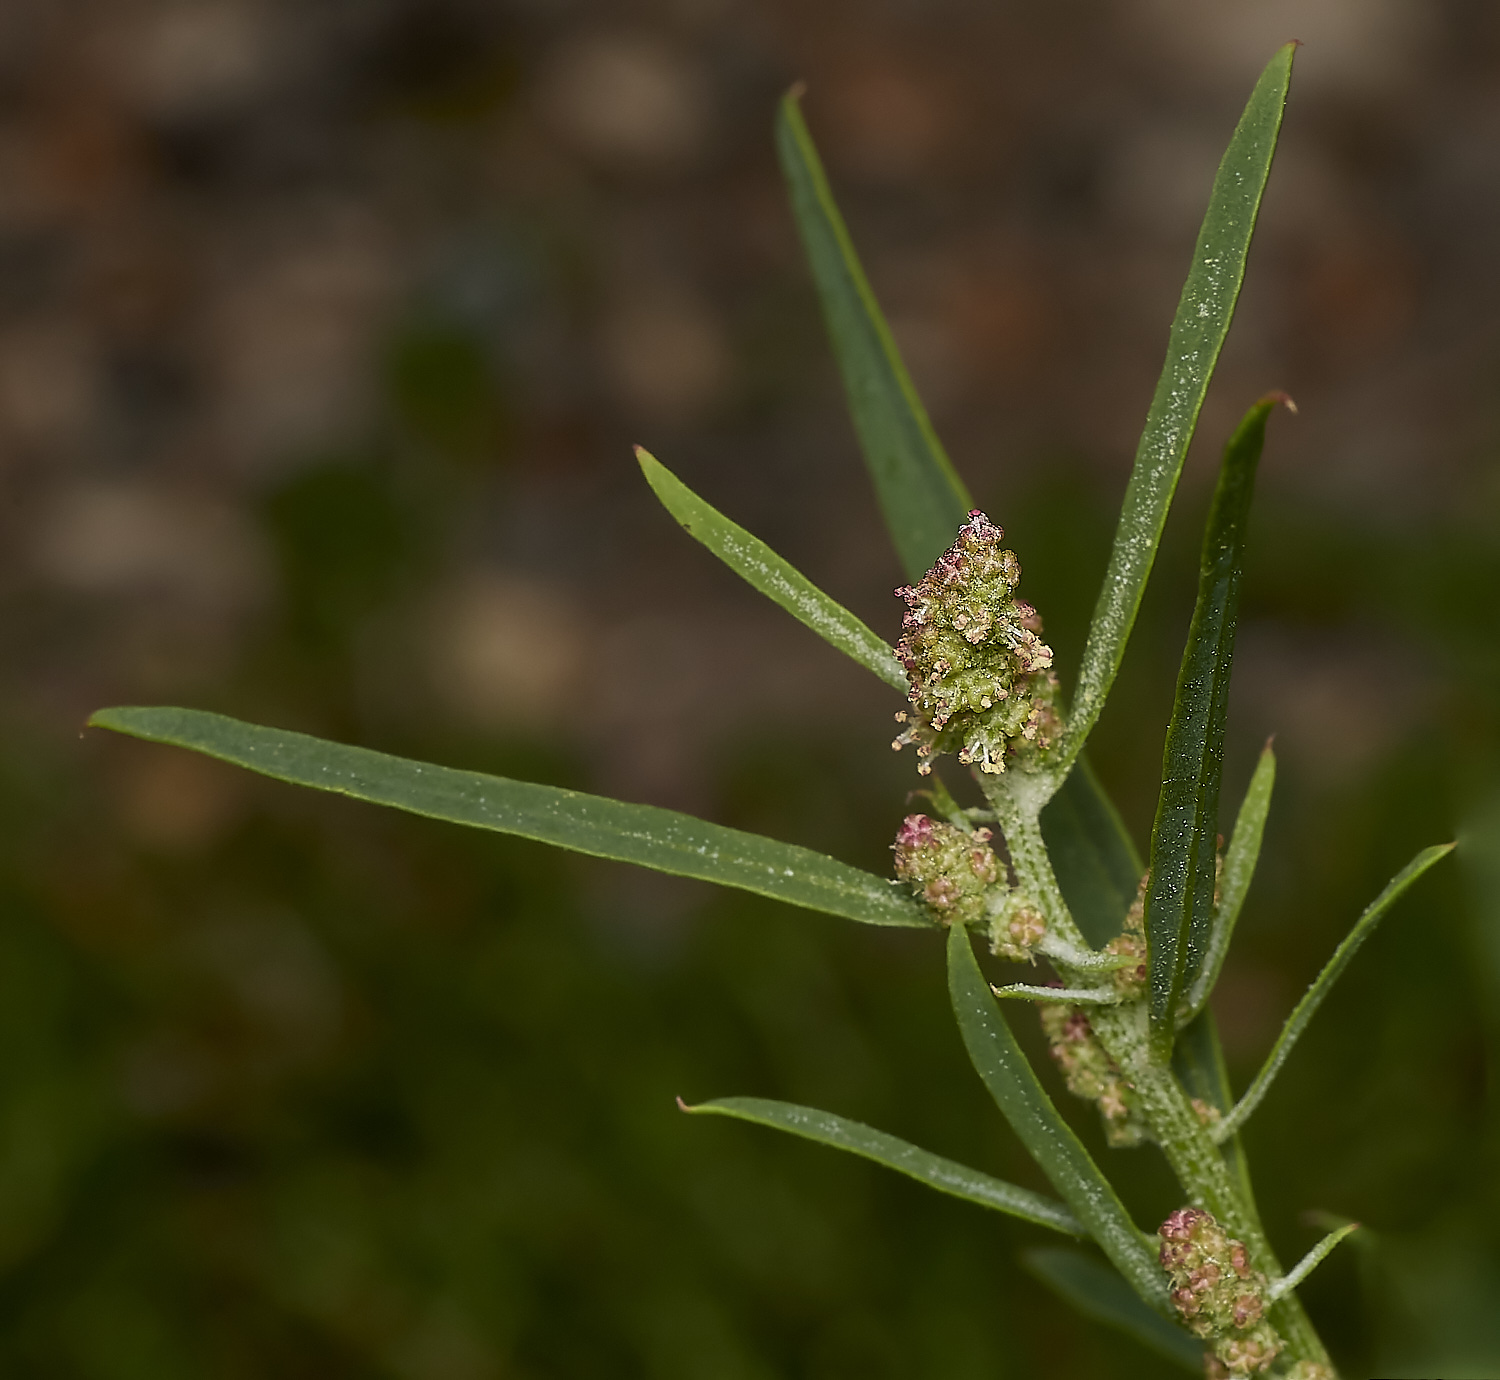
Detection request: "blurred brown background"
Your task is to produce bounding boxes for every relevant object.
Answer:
[0,1,1498,1376]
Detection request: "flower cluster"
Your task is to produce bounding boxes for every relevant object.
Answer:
[1158,1208,1283,1375]
[891,814,1047,961]
[892,814,998,929]
[892,512,1061,775]
[1039,1002,1147,1146]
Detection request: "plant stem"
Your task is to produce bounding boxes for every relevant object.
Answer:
[982,772,1333,1372]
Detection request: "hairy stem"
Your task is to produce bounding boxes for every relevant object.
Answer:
[982,770,1332,1371]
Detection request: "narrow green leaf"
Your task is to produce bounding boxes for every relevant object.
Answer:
[89,707,930,930]
[1145,396,1285,1062]
[1185,741,1276,1018]
[777,89,971,580]
[1216,843,1456,1140]
[682,1095,1082,1236]
[1039,754,1143,947]
[635,447,905,691]
[1024,1249,1203,1372]
[1063,44,1295,766]
[1269,1222,1360,1301]
[946,924,1166,1308]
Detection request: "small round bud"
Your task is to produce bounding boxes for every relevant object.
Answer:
[987,889,1047,962]
[1211,1323,1282,1375]
[892,512,1062,775]
[892,815,999,929]
[1281,1365,1334,1380]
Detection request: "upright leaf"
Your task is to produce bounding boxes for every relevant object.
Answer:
[89,707,930,930]
[946,924,1167,1309]
[777,90,971,580]
[1144,396,1285,1061]
[1063,45,1294,767]
[1216,843,1456,1140]
[682,1096,1082,1236]
[1024,1249,1203,1372]
[1039,754,1143,947]
[636,448,905,690]
[1185,742,1276,1018]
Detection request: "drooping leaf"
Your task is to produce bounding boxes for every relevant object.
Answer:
[1185,741,1276,1018]
[1024,1249,1203,1372]
[681,1096,1082,1236]
[946,924,1166,1308]
[1144,396,1285,1061]
[1038,754,1143,947]
[635,447,905,691]
[1216,843,1456,1140]
[1062,44,1295,768]
[777,89,971,581]
[89,707,930,930]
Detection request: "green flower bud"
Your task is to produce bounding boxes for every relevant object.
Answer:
[1106,872,1149,998]
[1158,1208,1282,1374]
[892,512,1062,775]
[1040,1002,1148,1147]
[892,814,1000,929]
[988,888,1047,962]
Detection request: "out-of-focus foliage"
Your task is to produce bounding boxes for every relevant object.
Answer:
[2,0,1499,1375]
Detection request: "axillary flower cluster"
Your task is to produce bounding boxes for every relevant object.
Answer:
[892,511,1061,776]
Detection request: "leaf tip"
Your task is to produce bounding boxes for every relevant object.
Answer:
[675,1095,695,1113]
[1258,390,1297,415]
[785,79,807,105]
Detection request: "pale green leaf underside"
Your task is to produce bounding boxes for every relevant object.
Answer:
[89,707,930,930]
[1216,843,1455,1140]
[777,91,971,581]
[636,448,906,691]
[1063,44,1295,768]
[683,1095,1082,1236]
[946,924,1167,1309]
[1024,1248,1202,1372]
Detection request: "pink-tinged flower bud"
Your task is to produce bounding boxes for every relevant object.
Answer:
[891,512,1062,775]
[1040,1003,1148,1146]
[892,815,999,929]
[1211,1323,1282,1375]
[1157,1208,1280,1366]
[1281,1365,1333,1380]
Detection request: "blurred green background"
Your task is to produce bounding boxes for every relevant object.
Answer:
[1,1,1499,1375]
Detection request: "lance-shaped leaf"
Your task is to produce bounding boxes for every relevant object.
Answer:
[777,89,971,580]
[1061,44,1294,769]
[1268,1222,1360,1301]
[1216,843,1456,1141]
[89,707,930,930]
[1039,754,1143,947]
[635,447,905,691]
[1144,396,1285,1062]
[1024,1249,1203,1372]
[946,924,1166,1309]
[1184,742,1276,1018]
[681,1095,1082,1236]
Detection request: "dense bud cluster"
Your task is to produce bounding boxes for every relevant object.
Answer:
[1158,1208,1283,1375]
[892,512,1061,775]
[1039,1002,1147,1146]
[891,814,1047,961]
[892,814,999,930]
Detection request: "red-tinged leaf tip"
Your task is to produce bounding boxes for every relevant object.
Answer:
[786,80,807,103]
[1257,390,1298,414]
[675,1096,693,1112]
